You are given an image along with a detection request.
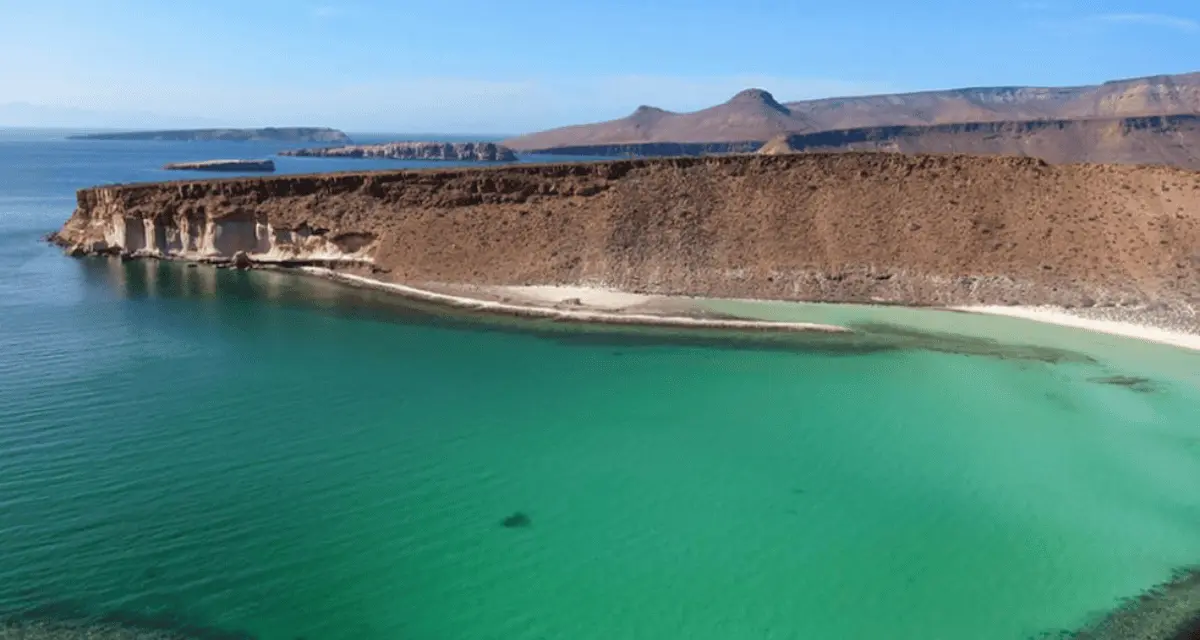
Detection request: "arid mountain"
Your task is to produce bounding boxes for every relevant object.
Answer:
[757,115,1200,170]
[505,89,810,149]
[503,72,1200,152]
[784,72,1200,130]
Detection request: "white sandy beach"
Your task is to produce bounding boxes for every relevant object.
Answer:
[298,268,1200,353]
[954,305,1200,352]
[495,284,655,309]
[302,269,849,333]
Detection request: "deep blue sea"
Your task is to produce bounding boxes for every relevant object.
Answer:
[2,128,1200,639]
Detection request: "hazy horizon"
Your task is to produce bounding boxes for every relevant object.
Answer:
[0,121,519,137]
[2,0,1198,133]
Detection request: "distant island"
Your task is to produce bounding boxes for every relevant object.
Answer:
[280,141,518,162]
[163,159,275,172]
[69,127,351,143]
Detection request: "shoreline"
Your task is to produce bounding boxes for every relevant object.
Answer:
[302,268,852,334]
[47,238,1200,353]
[953,305,1200,353]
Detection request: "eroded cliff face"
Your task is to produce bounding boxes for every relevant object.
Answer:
[53,153,1200,307]
[59,184,378,265]
[280,142,518,162]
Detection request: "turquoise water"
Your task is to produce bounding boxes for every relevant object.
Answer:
[3,131,1200,639]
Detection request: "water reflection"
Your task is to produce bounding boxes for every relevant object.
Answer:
[74,258,1102,363]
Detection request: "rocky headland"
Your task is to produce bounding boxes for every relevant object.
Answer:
[49,153,1200,336]
[68,127,351,143]
[163,159,275,172]
[280,141,518,162]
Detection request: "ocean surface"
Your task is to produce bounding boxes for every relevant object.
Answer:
[2,128,1200,639]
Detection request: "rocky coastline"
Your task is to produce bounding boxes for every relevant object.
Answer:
[163,159,275,172]
[47,152,1200,339]
[280,141,518,162]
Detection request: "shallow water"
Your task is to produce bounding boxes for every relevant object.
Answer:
[2,131,1200,639]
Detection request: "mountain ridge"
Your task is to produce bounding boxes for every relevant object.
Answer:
[503,71,1200,152]
[756,114,1200,170]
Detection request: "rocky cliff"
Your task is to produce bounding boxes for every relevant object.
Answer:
[51,153,1200,308]
[69,127,351,143]
[280,142,518,162]
[756,115,1200,169]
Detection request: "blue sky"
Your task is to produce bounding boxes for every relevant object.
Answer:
[0,0,1197,132]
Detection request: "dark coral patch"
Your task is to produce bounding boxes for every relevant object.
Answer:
[1089,375,1158,393]
[501,512,532,529]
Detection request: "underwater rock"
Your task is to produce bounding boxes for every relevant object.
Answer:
[1054,566,1200,639]
[501,512,531,529]
[1089,375,1157,393]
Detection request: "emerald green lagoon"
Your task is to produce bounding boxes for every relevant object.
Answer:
[3,132,1200,639]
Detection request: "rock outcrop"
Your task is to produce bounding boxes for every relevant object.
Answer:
[69,127,351,143]
[51,153,1200,309]
[163,159,276,172]
[280,142,518,162]
[503,71,1200,151]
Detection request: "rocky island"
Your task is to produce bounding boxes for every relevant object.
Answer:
[163,159,275,172]
[280,141,518,162]
[68,127,351,143]
[48,152,1200,340]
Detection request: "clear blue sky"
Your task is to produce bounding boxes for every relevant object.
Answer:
[0,0,1197,132]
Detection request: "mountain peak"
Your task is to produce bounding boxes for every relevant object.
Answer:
[727,89,788,113]
[631,105,669,116]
